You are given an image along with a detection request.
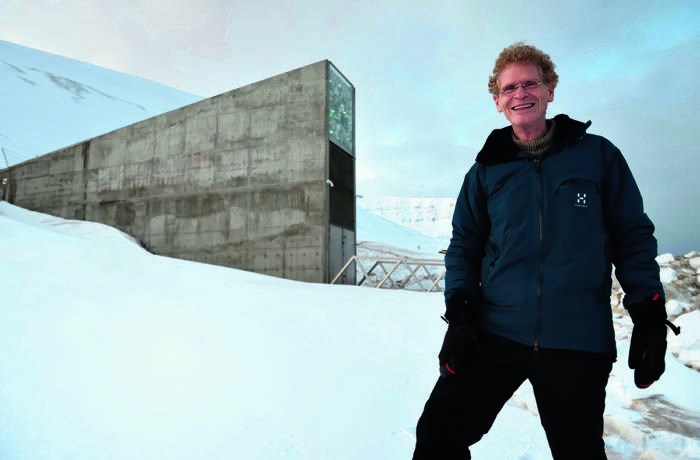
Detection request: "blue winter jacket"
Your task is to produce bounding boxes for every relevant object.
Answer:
[445,114,663,358]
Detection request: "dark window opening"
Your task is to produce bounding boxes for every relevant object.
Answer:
[329,141,355,230]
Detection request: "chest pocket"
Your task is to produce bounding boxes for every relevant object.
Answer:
[555,178,603,230]
[552,178,608,289]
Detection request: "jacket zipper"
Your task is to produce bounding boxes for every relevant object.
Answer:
[534,158,545,351]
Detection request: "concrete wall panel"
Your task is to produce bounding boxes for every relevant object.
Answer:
[90,132,127,169]
[154,118,186,158]
[184,112,217,155]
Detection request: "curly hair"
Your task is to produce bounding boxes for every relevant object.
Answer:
[488,42,559,94]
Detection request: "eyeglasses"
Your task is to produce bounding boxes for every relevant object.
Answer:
[495,81,545,95]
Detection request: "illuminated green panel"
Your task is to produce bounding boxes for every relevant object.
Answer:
[328,64,354,155]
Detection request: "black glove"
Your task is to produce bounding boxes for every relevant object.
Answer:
[627,293,681,389]
[438,290,480,378]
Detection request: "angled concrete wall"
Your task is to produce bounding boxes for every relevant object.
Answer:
[0,60,355,283]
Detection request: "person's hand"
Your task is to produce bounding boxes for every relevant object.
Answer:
[438,290,480,378]
[627,293,680,389]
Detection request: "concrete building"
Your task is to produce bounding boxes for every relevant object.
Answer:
[0,60,356,284]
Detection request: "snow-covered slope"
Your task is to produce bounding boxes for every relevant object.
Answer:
[356,206,447,257]
[0,40,201,166]
[361,196,455,240]
[1,201,699,459]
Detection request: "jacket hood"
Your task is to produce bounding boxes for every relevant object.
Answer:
[476,114,592,166]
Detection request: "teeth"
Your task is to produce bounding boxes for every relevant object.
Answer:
[513,104,534,110]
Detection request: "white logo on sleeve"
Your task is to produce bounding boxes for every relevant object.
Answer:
[576,193,587,208]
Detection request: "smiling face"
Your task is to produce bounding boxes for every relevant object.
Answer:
[493,62,554,141]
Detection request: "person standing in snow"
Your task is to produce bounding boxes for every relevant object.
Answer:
[412,42,679,459]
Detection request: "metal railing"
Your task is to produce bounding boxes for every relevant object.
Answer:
[330,255,446,292]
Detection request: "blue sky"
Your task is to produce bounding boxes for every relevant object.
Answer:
[1,0,698,254]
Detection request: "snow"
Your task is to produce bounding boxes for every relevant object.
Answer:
[0,40,201,166]
[356,206,446,257]
[667,299,691,317]
[657,253,676,265]
[661,267,678,283]
[690,257,700,271]
[359,196,454,241]
[1,201,699,459]
[669,311,700,372]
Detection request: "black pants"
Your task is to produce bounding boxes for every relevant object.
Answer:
[413,333,613,459]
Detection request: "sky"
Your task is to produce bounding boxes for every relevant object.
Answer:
[1,0,699,253]
[2,200,700,459]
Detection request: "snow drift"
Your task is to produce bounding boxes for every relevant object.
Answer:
[1,201,699,459]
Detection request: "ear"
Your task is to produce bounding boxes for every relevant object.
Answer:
[493,93,503,113]
[546,85,555,103]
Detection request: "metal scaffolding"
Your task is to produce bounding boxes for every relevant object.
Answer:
[330,255,446,292]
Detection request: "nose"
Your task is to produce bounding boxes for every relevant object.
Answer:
[514,84,529,97]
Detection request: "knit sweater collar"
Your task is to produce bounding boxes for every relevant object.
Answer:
[475,114,592,166]
[512,119,556,157]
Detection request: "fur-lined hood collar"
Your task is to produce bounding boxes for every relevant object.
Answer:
[475,114,592,166]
